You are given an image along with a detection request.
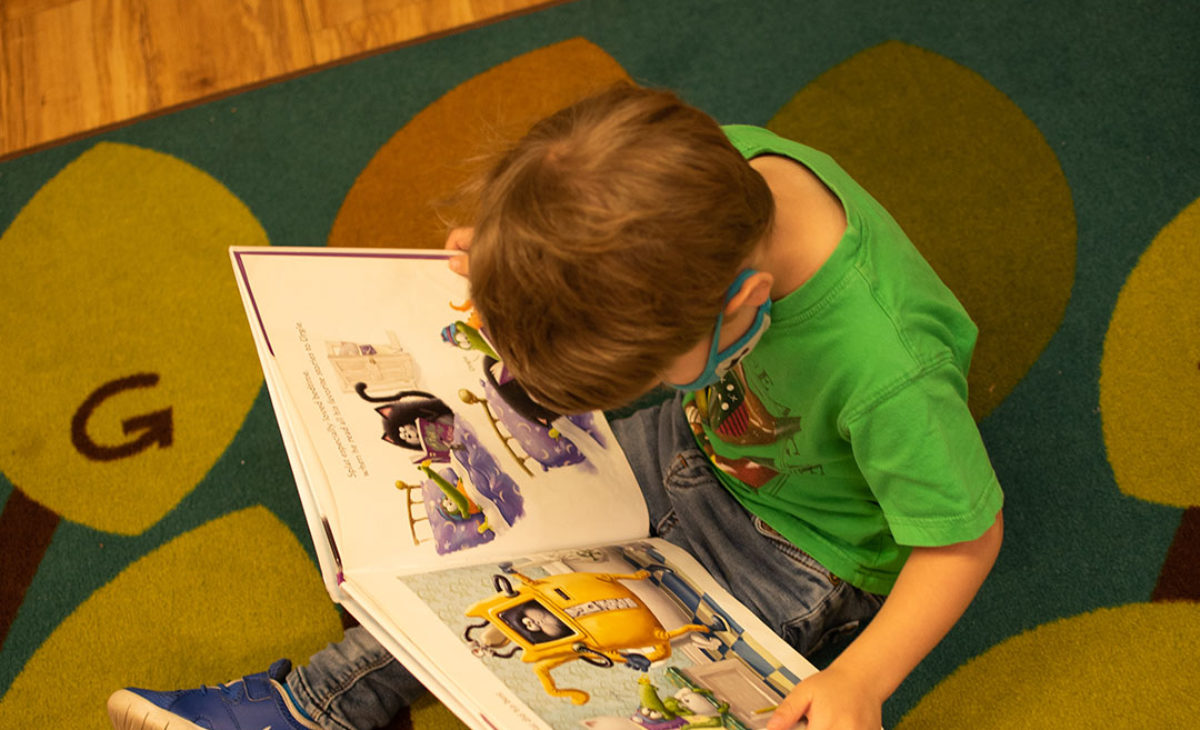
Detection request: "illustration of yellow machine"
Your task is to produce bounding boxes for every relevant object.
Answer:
[462,562,716,705]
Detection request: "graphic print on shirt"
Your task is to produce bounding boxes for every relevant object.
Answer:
[685,365,794,488]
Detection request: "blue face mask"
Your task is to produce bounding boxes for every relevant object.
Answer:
[668,270,772,392]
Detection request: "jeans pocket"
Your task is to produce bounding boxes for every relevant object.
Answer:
[752,517,886,657]
[752,516,838,582]
[798,581,887,665]
[663,448,722,490]
[818,617,864,644]
[655,448,729,539]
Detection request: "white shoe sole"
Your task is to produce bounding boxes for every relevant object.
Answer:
[106,689,204,730]
[106,682,321,730]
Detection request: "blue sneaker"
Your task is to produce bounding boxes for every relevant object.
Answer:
[106,658,320,730]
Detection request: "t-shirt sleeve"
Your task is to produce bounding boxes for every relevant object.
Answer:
[846,361,1003,547]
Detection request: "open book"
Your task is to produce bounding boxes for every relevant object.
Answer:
[231,247,817,730]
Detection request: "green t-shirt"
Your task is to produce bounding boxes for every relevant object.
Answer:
[682,125,1004,595]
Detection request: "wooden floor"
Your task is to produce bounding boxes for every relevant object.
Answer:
[0,0,560,160]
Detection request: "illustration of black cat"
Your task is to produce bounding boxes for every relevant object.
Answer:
[354,384,452,451]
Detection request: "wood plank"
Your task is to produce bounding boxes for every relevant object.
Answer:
[1,0,561,160]
[303,0,553,65]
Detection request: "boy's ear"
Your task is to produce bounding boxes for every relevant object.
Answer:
[724,271,774,315]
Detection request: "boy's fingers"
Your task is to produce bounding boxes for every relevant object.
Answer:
[445,226,474,252]
[445,227,473,277]
[767,691,812,730]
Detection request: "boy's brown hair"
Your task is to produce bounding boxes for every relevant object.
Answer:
[468,84,774,414]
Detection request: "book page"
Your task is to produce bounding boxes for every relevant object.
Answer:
[231,247,649,578]
[348,537,816,730]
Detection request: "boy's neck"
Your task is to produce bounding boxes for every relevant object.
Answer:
[747,154,847,300]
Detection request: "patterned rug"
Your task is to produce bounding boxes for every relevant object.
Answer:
[1,1,1197,728]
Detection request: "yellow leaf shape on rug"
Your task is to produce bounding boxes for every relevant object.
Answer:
[411,692,469,730]
[0,507,342,730]
[328,37,630,250]
[769,41,1076,421]
[0,142,267,535]
[897,602,1200,729]
[1100,198,1200,508]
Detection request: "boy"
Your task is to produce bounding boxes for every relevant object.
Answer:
[108,85,1002,730]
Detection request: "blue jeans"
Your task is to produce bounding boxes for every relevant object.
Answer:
[289,624,425,730]
[288,394,884,729]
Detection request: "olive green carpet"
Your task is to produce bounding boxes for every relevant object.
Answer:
[1,1,1197,728]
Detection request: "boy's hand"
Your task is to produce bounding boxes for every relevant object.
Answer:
[768,511,1004,730]
[767,665,882,730]
[445,227,474,276]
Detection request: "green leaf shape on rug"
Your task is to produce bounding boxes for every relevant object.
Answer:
[896,602,1200,728]
[0,142,267,535]
[768,41,1076,421]
[1100,198,1200,508]
[329,37,631,250]
[0,506,342,730]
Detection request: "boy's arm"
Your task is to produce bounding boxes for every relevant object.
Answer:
[767,510,1004,730]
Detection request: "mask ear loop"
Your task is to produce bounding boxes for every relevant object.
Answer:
[669,270,763,391]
